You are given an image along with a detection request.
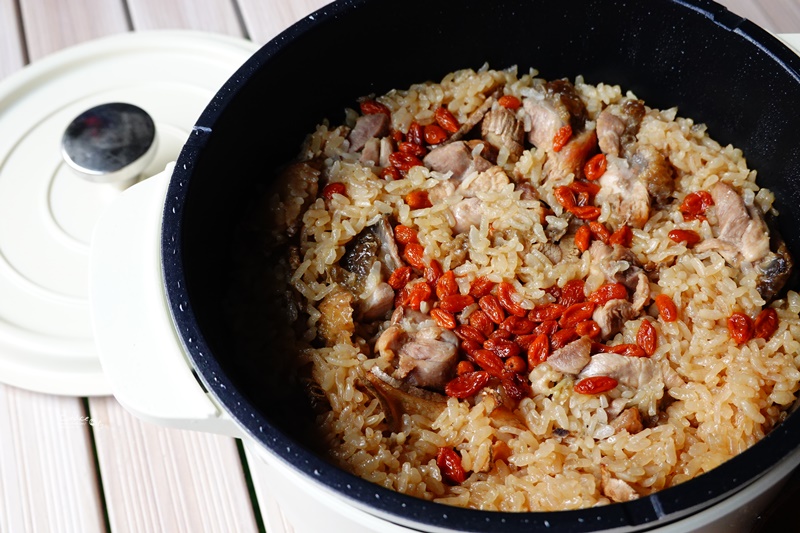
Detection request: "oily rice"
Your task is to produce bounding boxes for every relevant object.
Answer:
[243,65,800,511]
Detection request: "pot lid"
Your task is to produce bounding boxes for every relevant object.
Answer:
[0,31,258,396]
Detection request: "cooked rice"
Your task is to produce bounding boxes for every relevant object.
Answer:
[245,66,800,511]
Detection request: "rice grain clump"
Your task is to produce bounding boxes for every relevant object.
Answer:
[248,66,800,510]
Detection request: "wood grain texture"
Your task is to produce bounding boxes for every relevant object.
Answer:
[126,0,244,36]
[88,397,259,533]
[0,387,104,533]
[0,0,25,78]
[18,0,129,60]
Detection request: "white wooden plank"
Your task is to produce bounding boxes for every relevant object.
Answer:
[0,0,25,78]
[126,0,244,36]
[758,0,800,33]
[243,446,293,533]
[235,0,330,44]
[88,397,259,533]
[717,0,776,31]
[0,386,105,533]
[18,0,129,61]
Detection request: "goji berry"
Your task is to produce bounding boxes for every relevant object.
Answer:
[551,328,578,349]
[588,283,628,306]
[436,270,458,299]
[435,107,460,133]
[322,182,346,200]
[500,315,535,335]
[405,190,432,210]
[394,224,418,245]
[610,343,646,357]
[754,308,779,340]
[381,166,401,180]
[483,337,521,359]
[425,259,443,284]
[445,372,490,400]
[679,191,714,221]
[554,186,576,210]
[398,141,427,157]
[575,319,601,338]
[559,279,586,308]
[498,94,522,110]
[504,355,527,373]
[455,324,488,344]
[479,295,506,324]
[552,124,572,152]
[472,348,505,376]
[532,320,559,337]
[431,308,456,329]
[527,333,550,368]
[584,153,607,181]
[496,282,527,317]
[469,310,495,337]
[636,319,657,356]
[469,277,496,299]
[407,121,424,146]
[389,152,423,172]
[359,100,390,116]
[728,312,753,345]
[439,293,475,313]
[574,376,618,394]
[501,373,528,401]
[424,123,449,145]
[456,360,476,375]
[559,301,598,328]
[575,224,591,253]
[406,281,432,310]
[655,294,678,322]
[387,266,413,290]
[436,447,467,484]
[609,225,633,247]
[589,221,611,243]
[403,242,426,269]
[529,303,566,322]
[668,229,701,247]
[571,205,602,221]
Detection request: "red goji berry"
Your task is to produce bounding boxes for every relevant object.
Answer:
[636,319,657,356]
[584,153,607,181]
[425,259,443,284]
[394,224,418,245]
[588,283,628,306]
[575,224,591,253]
[504,355,527,373]
[435,107,460,133]
[668,229,702,247]
[680,191,714,221]
[423,123,449,145]
[389,152,423,172]
[322,182,346,200]
[497,282,527,317]
[728,312,754,345]
[445,372,490,400]
[471,349,505,376]
[570,205,602,221]
[574,376,618,394]
[469,277,496,299]
[554,186,576,210]
[456,360,476,375]
[610,343,647,358]
[527,333,550,368]
[436,270,458,299]
[532,320,559,337]
[754,308,779,340]
[439,293,475,313]
[501,372,528,401]
[403,242,426,269]
[551,328,578,349]
[609,225,633,247]
[398,141,427,157]
[381,166,401,180]
[359,100,391,116]
[529,303,566,322]
[405,190,432,210]
[498,94,522,110]
[575,319,601,338]
[589,221,611,243]
[469,310,495,337]
[553,124,572,152]
[455,324,488,344]
[500,315,535,335]
[559,279,586,308]
[407,121,424,145]
[655,294,678,322]
[559,301,598,328]
[483,337,521,359]
[406,281,432,310]
[387,266,413,290]
[479,295,506,324]
[431,308,457,329]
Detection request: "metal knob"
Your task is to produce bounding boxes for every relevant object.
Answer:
[61,102,157,187]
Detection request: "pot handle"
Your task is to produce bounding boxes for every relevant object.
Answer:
[89,164,244,439]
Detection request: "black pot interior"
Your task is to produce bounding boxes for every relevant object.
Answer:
[162,0,800,531]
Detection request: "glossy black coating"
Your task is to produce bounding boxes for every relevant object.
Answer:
[161,0,800,531]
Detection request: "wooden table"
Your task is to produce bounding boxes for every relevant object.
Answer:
[0,1,798,532]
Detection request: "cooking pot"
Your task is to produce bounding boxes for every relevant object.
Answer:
[89,0,800,531]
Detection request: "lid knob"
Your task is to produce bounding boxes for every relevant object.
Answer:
[61,102,157,187]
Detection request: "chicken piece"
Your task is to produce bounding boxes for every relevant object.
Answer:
[379,136,393,167]
[524,95,565,151]
[588,242,650,312]
[375,306,460,390]
[364,367,447,433]
[360,137,381,165]
[596,99,645,157]
[601,465,639,503]
[317,287,355,346]
[458,165,510,197]
[592,299,637,340]
[533,242,563,264]
[631,145,674,206]
[360,282,395,321]
[579,352,657,389]
[451,197,484,234]
[695,182,769,264]
[267,161,320,242]
[609,407,643,434]
[548,337,592,374]
[595,155,651,229]
[423,140,493,181]
[348,113,390,152]
[448,90,500,143]
[373,216,404,272]
[481,107,525,161]
[542,128,598,185]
